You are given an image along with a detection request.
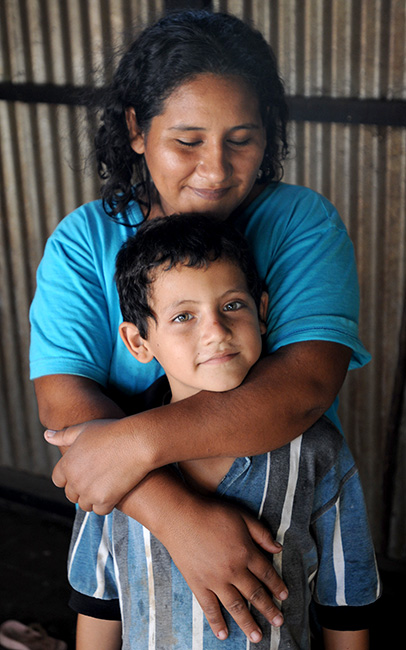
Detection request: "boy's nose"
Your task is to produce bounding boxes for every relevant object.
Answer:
[201,316,232,344]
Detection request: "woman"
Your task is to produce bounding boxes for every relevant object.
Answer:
[30,10,369,645]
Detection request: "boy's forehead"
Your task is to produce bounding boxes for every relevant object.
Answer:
[147,257,251,305]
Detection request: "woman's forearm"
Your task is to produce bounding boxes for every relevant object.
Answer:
[42,340,351,512]
[120,341,352,469]
[34,374,126,429]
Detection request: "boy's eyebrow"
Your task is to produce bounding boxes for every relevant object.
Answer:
[162,289,252,312]
[168,123,261,132]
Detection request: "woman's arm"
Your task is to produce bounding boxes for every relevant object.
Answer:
[35,373,288,642]
[46,340,352,513]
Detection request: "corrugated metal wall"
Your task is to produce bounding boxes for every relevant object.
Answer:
[1,0,405,558]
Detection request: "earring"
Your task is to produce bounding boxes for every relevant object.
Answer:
[257,168,263,180]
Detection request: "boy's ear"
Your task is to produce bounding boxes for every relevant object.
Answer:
[119,322,154,364]
[258,291,269,335]
[125,107,146,155]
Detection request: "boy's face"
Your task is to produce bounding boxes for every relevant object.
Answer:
[120,258,268,402]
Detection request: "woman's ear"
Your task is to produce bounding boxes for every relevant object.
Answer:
[119,322,154,364]
[258,291,269,335]
[125,107,146,154]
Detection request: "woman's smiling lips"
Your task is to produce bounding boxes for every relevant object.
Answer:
[190,187,231,201]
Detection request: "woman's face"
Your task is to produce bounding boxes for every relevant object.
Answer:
[128,74,267,219]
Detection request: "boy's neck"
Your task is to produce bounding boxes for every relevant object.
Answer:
[169,386,201,404]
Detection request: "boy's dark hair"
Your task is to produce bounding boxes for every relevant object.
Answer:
[95,10,289,217]
[115,214,264,339]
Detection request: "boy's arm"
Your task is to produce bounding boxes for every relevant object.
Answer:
[322,629,369,650]
[76,615,122,650]
[45,340,351,513]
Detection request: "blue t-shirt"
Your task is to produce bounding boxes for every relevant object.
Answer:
[29,182,370,427]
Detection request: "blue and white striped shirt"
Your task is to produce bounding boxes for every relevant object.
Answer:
[68,402,380,649]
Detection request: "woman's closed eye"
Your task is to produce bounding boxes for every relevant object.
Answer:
[227,138,251,147]
[176,138,251,148]
[176,139,202,147]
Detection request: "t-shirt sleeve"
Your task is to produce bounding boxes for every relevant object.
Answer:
[68,509,120,605]
[242,186,371,370]
[310,446,381,628]
[69,589,121,621]
[29,208,115,386]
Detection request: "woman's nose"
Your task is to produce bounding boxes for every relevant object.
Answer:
[197,143,232,184]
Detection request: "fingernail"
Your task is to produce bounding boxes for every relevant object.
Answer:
[250,630,262,643]
[216,630,227,640]
[271,614,283,627]
[279,590,288,600]
[45,430,56,438]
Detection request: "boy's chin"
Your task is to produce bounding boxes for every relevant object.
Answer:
[200,375,247,394]
[171,377,246,402]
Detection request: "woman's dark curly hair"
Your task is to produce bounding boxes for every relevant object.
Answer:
[95,10,289,217]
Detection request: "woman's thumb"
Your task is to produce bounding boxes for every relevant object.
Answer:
[44,428,70,446]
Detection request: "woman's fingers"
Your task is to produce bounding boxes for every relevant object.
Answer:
[217,582,283,644]
[64,487,79,505]
[237,577,284,628]
[243,511,283,555]
[242,512,289,602]
[192,575,285,644]
[194,591,229,641]
[221,586,264,643]
[194,586,273,644]
[248,553,288,604]
[77,497,94,512]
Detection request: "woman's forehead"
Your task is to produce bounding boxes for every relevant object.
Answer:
[158,73,262,123]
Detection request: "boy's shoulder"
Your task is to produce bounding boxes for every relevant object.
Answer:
[128,375,171,414]
[301,416,343,451]
[297,416,357,491]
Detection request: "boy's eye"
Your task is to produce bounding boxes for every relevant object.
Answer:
[223,300,244,311]
[173,312,193,322]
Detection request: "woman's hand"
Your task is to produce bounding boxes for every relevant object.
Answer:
[45,419,151,514]
[120,481,288,643]
[47,417,289,643]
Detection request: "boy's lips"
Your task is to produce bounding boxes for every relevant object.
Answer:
[199,351,239,365]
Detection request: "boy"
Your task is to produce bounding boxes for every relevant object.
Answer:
[68,215,380,649]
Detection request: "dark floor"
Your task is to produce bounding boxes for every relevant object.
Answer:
[0,469,404,650]
[0,469,77,649]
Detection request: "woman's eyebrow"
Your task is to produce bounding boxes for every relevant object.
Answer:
[168,123,261,132]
